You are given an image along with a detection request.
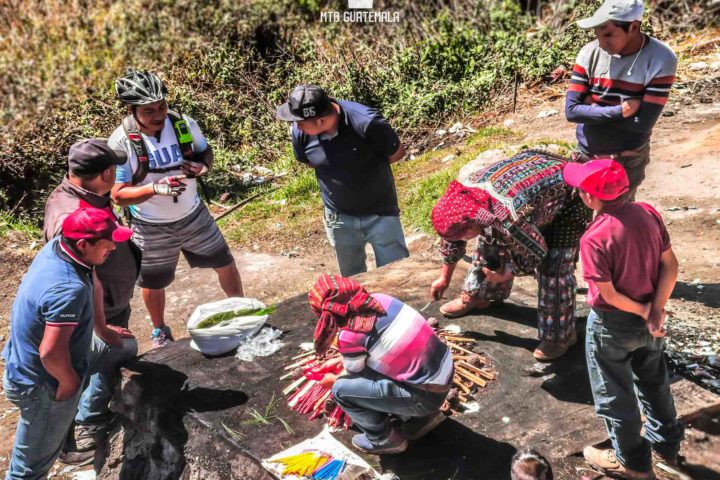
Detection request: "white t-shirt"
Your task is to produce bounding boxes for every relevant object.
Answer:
[110,114,208,223]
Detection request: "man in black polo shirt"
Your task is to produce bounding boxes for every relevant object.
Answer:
[277,85,409,276]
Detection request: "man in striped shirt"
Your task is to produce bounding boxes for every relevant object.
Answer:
[565,0,677,199]
[309,275,453,454]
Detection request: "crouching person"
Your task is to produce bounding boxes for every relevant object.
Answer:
[563,160,684,479]
[308,275,453,454]
[2,208,138,479]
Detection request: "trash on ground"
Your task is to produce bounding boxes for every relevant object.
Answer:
[235,327,284,361]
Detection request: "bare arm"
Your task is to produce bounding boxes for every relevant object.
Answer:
[92,271,107,328]
[595,281,651,319]
[111,182,155,207]
[92,272,133,345]
[39,325,81,401]
[112,174,187,207]
[652,248,678,312]
[430,262,458,300]
[388,144,407,164]
[196,144,213,169]
[646,248,679,335]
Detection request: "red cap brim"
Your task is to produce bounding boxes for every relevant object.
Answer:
[111,226,134,242]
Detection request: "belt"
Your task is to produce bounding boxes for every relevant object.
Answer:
[576,143,649,160]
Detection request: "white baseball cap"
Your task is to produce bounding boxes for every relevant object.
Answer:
[577,0,644,29]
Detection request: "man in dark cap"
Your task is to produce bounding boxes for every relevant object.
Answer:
[43,139,140,463]
[277,85,409,277]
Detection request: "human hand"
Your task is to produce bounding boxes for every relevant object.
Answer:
[181,160,209,177]
[319,373,338,389]
[108,325,135,339]
[639,302,652,321]
[153,175,187,196]
[55,375,81,401]
[318,356,343,371]
[622,99,642,118]
[430,276,450,301]
[647,308,669,338]
[482,267,513,283]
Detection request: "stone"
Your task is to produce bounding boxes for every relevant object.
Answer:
[537,109,559,119]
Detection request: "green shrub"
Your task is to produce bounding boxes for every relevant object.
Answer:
[0,0,678,221]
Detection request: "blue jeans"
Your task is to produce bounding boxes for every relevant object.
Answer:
[76,335,137,425]
[323,207,409,277]
[4,334,137,479]
[3,379,81,480]
[332,370,447,445]
[586,309,684,472]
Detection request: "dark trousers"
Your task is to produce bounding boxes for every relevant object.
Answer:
[573,142,650,201]
[586,309,684,472]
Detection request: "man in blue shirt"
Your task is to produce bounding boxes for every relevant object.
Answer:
[2,207,136,479]
[277,85,409,276]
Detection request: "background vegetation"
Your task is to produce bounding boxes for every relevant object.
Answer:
[1,0,715,227]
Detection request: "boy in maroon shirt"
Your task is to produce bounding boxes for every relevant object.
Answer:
[563,159,684,480]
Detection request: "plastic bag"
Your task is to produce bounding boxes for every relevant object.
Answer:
[235,327,284,362]
[188,297,268,356]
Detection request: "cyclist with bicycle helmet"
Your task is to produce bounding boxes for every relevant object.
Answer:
[110,69,244,348]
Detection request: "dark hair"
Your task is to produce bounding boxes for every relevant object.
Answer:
[612,20,633,32]
[69,169,104,181]
[511,448,553,480]
[62,237,99,252]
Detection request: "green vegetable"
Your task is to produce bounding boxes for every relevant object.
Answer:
[195,305,277,329]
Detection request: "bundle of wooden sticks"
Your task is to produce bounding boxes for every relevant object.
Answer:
[280,349,351,429]
[435,326,496,412]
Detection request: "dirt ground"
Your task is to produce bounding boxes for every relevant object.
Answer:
[0,48,718,478]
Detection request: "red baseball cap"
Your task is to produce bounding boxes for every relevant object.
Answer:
[62,208,133,242]
[562,159,629,201]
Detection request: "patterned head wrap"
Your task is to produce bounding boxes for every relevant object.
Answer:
[431,181,495,241]
[308,275,387,354]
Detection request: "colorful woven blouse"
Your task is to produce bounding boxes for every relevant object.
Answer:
[440,150,589,274]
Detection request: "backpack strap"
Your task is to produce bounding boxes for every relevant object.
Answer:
[167,109,195,163]
[122,115,150,185]
[168,108,209,201]
[123,110,197,184]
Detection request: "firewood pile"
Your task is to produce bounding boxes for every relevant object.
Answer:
[435,326,497,414]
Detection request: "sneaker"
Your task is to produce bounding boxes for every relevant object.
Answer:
[351,428,408,455]
[402,412,447,440]
[583,446,655,480]
[58,449,95,467]
[533,330,577,362]
[151,326,174,348]
[439,293,491,319]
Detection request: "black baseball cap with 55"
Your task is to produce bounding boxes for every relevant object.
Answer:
[68,139,127,176]
[276,85,334,122]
